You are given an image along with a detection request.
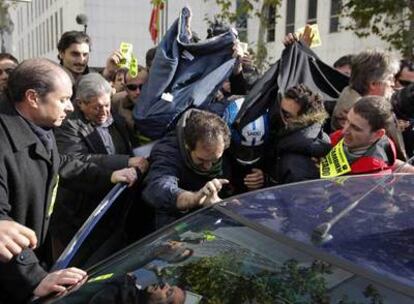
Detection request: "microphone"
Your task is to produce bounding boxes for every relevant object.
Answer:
[76,14,88,33]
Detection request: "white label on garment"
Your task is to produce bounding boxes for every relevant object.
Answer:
[161,92,174,102]
[182,50,194,61]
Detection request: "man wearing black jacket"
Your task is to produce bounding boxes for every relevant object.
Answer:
[0,59,137,303]
[51,73,148,260]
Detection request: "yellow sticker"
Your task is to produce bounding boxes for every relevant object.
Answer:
[118,42,133,69]
[129,55,138,78]
[47,175,59,217]
[88,273,114,283]
[203,231,216,241]
[320,139,351,178]
[295,24,322,48]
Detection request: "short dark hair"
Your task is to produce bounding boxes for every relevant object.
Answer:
[183,109,230,151]
[0,53,18,65]
[333,54,353,69]
[57,31,91,61]
[7,59,64,102]
[352,96,393,132]
[284,84,324,115]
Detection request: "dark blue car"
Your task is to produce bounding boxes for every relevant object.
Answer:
[39,174,414,303]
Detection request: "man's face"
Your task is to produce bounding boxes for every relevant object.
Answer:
[78,93,111,125]
[189,138,225,172]
[113,71,126,92]
[0,59,17,91]
[342,108,382,151]
[280,97,301,125]
[369,73,395,100]
[125,71,148,102]
[59,42,90,76]
[36,72,74,128]
[146,284,186,304]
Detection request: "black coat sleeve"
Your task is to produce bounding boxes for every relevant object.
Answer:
[55,119,130,170]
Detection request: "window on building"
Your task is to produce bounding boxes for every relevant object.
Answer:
[36,26,39,56]
[31,29,35,57]
[307,0,317,24]
[266,4,276,42]
[55,11,59,43]
[26,5,29,27]
[235,0,248,42]
[46,18,50,53]
[330,0,341,33]
[285,0,295,34]
[50,15,54,51]
[59,7,63,37]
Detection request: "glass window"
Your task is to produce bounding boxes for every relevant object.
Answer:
[55,11,59,43]
[330,0,342,33]
[307,0,317,24]
[46,18,49,53]
[235,0,248,42]
[50,15,54,52]
[266,4,276,42]
[285,0,295,34]
[59,7,63,37]
[48,204,414,303]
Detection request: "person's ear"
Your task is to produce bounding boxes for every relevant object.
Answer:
[372,128,386,141]
[58,51,64,61]
[25,89,38,108]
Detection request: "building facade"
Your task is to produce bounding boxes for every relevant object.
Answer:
[8,0,391,68]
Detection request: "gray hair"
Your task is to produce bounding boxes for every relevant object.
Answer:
[76,73,112,102]
[350,49,399,95]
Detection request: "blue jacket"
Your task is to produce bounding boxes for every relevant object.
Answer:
[133,7,236,139]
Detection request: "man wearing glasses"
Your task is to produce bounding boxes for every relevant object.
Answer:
[112,67,149,145]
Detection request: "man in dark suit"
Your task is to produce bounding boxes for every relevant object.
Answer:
[0,59,137,303]
[51,73,148,260]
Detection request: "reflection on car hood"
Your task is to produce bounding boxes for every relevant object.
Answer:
[221,174,414,287]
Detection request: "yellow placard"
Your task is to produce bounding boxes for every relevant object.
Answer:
[129,55,139,78]
[320,139,351,178]
[118,42,133,69]
[295,24,322,48]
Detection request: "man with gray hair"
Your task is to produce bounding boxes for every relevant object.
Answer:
[51,73,148,259]
[331,49,399,131]
[330,49,408,159]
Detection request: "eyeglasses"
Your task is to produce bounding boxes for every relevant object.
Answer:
[126,83,143,91]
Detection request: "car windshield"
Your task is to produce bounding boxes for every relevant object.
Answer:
[222,173,414,290]
[44,174,414,304]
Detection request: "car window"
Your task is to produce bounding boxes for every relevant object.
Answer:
[45,206,414,303]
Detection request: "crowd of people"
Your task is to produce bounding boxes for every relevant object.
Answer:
[0,16,413,303]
